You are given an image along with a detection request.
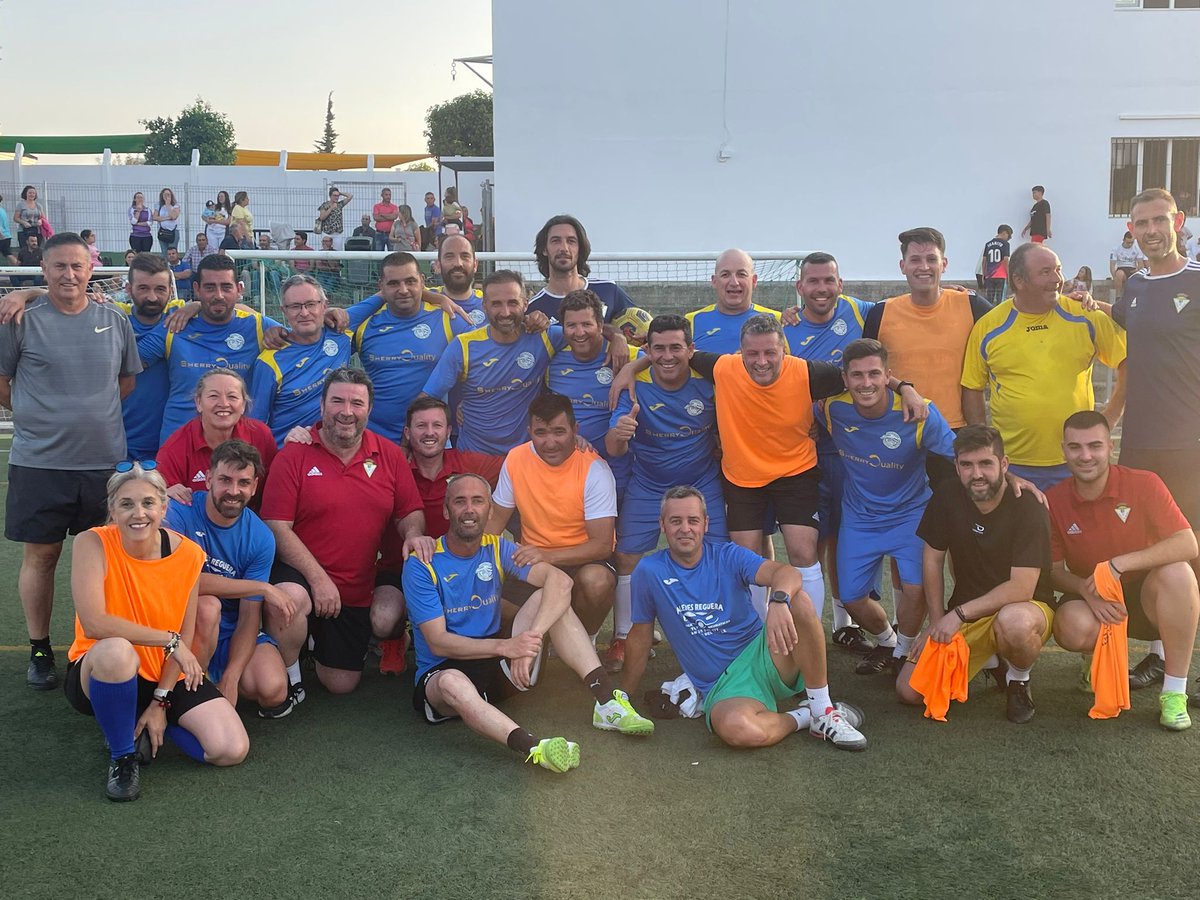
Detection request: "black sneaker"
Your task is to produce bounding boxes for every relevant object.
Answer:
[1006,680,1035,724]
[106,754,141,802]
[26,649,57,690]
[833,626,873,654]
[855,643,895,675]
[890,654,908,677]
[258,681,304,719]
[1129,652,1165,691]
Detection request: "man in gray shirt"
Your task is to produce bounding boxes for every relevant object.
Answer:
[0,232,141,690]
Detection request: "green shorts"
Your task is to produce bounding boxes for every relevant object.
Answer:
[703,628,806,731]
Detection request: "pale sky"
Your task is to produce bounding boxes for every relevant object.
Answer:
[0,0,493,159]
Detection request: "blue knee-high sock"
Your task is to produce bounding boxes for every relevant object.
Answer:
[88,676,137,760]
[166,724,207,764]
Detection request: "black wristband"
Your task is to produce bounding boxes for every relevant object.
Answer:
[954,606,969,623]
[896,380,916,393]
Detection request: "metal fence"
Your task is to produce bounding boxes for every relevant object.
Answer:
[0,178,421,260]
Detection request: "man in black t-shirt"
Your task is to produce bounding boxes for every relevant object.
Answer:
[1022,185,1052,243]
[896,425,1055,724]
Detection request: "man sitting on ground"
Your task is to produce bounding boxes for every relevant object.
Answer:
[621,486,866,750]
[897,425,1055,724]
[1047,411,1199,730]
[402,474,653,774]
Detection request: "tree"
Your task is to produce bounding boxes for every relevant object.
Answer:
[424,90,493,157]
[141,98,237,165]
[403,160,436,172]
[314,92,338,153]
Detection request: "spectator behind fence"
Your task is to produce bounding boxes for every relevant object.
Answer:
[204,191,233,248]
[184,233,215,296]
[422,191,441,250]
[11,234,43,287]
[390,204,420,252]
[1065,265,1092,297]
[372,188,399,252]
[314,235,341,295]
[315,186,352,251]
[0,193,12,262]
[292,231,313,272]
[353,215,376,239]
[153,188,181,255]
[128,192,153,253]
[220,221,253,254]
[15,186,45,248]
[442,187,462,234]
[80,230,103,268]
[231,191,254,244]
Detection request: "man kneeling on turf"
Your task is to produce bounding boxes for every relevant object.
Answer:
[165,440,297,718]
[621,486,867,750]
[401,474,654,774]
[1047,411,1199,730]
[897,425,1055,724]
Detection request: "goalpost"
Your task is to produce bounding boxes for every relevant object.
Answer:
[225,249,812,320]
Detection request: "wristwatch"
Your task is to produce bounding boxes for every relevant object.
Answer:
[768,590,791,606]
[896,380,916,393]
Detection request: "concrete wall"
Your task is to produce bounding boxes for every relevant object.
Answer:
[493,0,1200,278]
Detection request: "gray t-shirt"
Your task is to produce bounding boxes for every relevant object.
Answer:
[0,298,142,469]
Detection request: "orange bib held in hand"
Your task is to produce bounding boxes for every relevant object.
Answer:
[1089,561,1131,720]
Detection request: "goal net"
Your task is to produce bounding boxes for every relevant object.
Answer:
[225,250,809,321]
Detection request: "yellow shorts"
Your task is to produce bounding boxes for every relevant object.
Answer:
[911,601,1055,679]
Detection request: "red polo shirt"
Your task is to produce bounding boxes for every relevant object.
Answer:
[156,416,278,507]
[1046,464,1190,576]
[261,424,421,606]
[378,449,503,573]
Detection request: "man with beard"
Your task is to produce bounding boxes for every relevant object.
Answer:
[341,252,472,443]
[783,252,877,652]
[165,440,296,718]
[896,425,1055,724]
[421,270,570,455]
[261,369,428,697]
[528,214,634,324]
[138,254,283,444]
[116,254,186,460]
[431,234,485,327]
[403,473,653,774]
[0,232,141,690]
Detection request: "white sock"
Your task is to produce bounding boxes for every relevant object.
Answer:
[870,625,897,648]
[806,684,832,714]
[1007,663,1032,683]
[286,661,301,685]
[895,631,917,659]
[613,575,633,640]
[831,596,852,631]
[798,563,825,619]
[1150,640,1165,657]
[1163,675,1188,694]
[588,631,599,648]
[750,584,768,621]
[786,707,813,732]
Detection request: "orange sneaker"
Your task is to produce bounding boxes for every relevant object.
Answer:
[380,635,408,676]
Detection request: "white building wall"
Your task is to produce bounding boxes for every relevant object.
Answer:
[493,0,1200,279]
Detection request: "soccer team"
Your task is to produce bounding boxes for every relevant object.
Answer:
[1,189,1197,803]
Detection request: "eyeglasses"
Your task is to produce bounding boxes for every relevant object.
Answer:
[115,460,158,473]
[282,301,324,314]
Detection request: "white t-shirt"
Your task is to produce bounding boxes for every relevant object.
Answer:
[1110,243,1143,269]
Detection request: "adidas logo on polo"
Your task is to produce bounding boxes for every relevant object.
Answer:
[191,471,207,483]
[306,466,323,477]
[1067,523,1082,535]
